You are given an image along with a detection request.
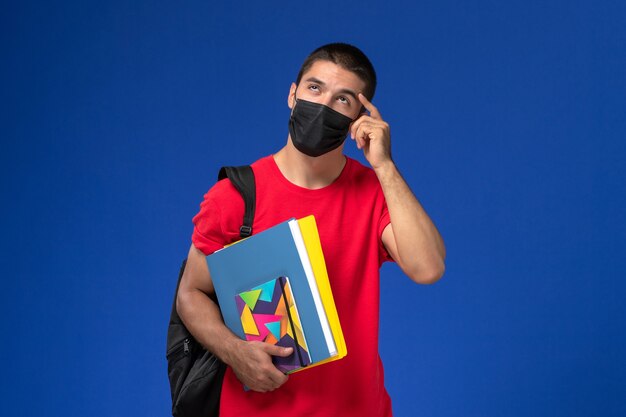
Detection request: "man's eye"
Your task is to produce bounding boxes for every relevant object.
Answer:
[308,85,319,91]
[338,96,350,104]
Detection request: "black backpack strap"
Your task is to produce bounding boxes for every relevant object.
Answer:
[166,259,188,351]
[218,165,256,238]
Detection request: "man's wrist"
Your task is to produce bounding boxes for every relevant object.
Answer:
[213,331,245,366]
[373,159,397,179]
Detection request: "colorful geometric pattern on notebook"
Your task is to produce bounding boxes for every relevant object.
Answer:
[235,276,311,373]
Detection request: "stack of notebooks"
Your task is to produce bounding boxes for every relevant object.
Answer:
[206,215,347,374]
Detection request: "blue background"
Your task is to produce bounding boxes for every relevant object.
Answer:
[2,1,625,416]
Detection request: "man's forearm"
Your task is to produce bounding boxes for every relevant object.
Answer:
[375,161,446,283]
[176,287,242,366]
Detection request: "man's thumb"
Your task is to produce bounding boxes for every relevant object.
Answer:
[266,344,293,357]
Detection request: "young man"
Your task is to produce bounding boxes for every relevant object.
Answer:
[177,43,445,417]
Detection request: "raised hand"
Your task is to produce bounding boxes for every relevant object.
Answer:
[349,93,392,170]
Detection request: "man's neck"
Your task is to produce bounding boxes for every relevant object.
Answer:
[273,140,346,190]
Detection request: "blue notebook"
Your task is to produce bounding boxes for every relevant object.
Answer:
[206,218,333,364]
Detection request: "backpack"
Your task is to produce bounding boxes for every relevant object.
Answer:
[166,165,256,417]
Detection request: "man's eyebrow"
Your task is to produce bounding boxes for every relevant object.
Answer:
[304,77,326,85]
[337,88,358,100]
[303,77,358,100]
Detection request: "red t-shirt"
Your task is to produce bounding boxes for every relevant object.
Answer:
[192,155,394,417]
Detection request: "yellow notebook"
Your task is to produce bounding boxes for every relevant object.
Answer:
[292,216,347,372]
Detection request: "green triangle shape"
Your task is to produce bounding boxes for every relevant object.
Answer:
[240,289,262,310]
[253,280,277,302]
[265,321,281,340]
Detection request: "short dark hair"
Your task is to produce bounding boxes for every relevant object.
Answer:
[295,43,377,100]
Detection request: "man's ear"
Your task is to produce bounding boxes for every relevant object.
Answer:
[287,82,297,109]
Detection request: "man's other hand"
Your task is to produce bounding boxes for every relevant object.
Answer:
[229,341,293,392]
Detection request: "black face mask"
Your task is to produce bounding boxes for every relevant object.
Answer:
[288,98,353,157]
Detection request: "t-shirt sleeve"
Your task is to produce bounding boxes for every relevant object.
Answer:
[378,201,395,264]
[192,195,226,255]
